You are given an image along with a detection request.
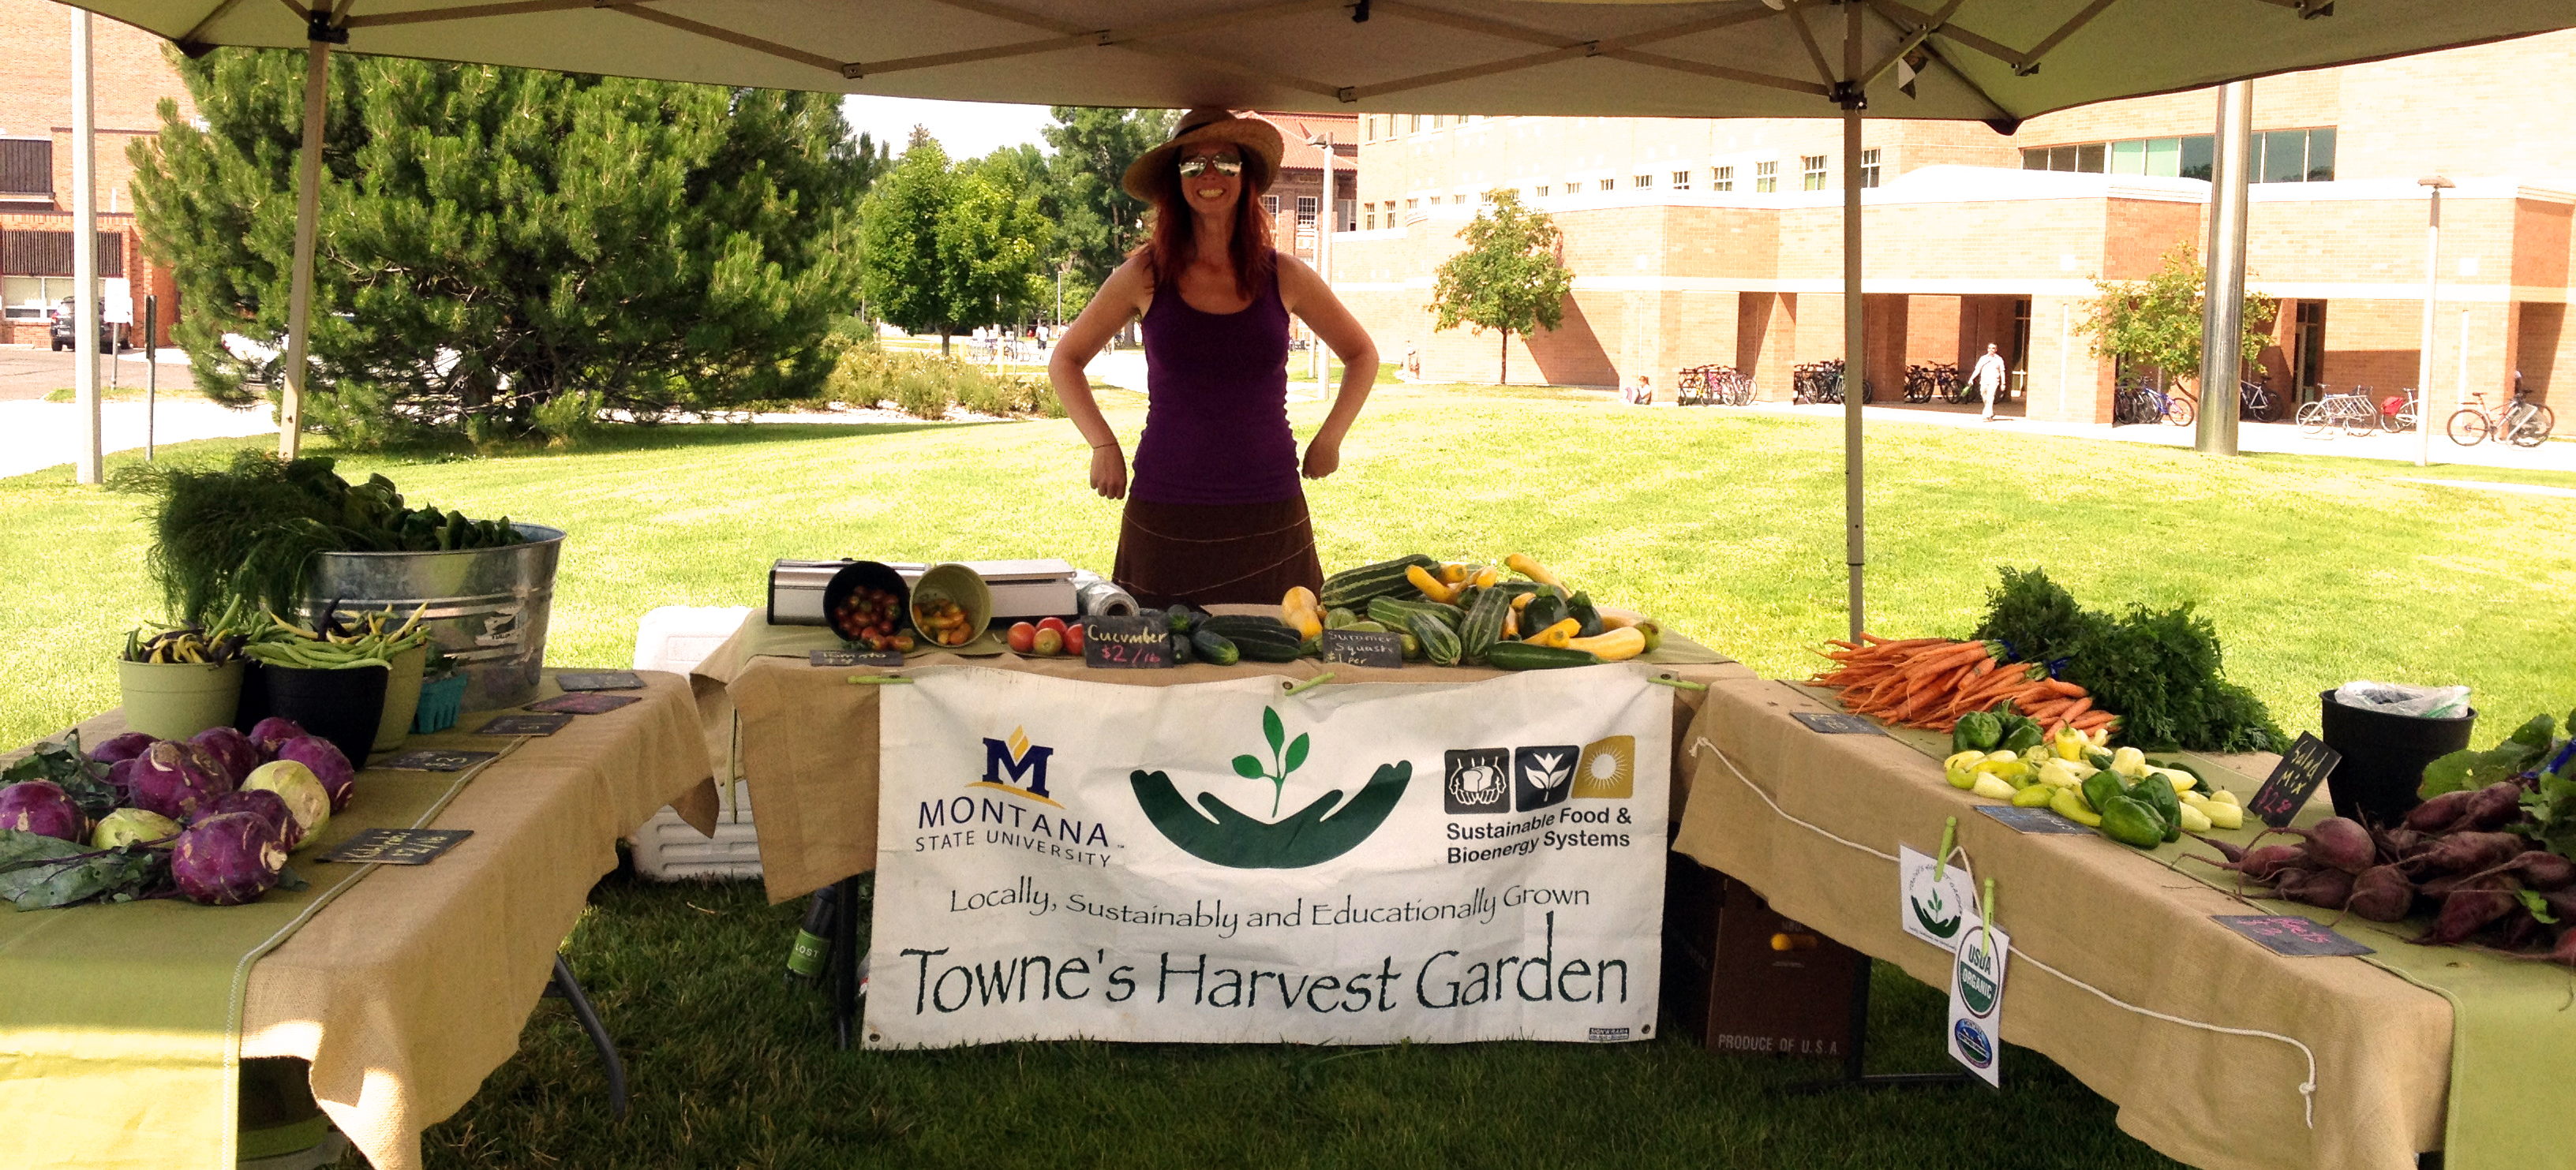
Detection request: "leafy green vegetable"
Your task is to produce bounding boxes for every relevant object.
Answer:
[2510,717,2576,862]
[0,831,169,910]
[1971,568,2283,753]
[2421,713,2558,798]
[1,733,120,821]
[1971,566,2095,666]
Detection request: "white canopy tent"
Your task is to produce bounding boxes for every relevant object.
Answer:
[69,0,2576,635]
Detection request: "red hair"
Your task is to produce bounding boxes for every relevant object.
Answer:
[1136,153,1276,303]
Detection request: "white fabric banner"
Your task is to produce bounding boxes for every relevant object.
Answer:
[867,663,1671,1047]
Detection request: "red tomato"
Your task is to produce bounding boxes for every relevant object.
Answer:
[1007,622,1037,654]
[1032,627,1064,656]
[1061,622,1085,654]
[1036,616,1068,635]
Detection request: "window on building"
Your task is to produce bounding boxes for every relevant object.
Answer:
[1363,202,1376,230]
[0,139,53,197]
[1,231,122,320]
[1410,114,1424,133]
[1405,198,1418,211]
[1754,160,1777,193]
[1633,173,1653,189]
[1860,148,1881,189]
[1295,196,1316,226]
[1534,185,1551,198]
[1671,169,1692,191]
[1427,194,1442,205]
[2024,129,2327,183]
[1336,198,1356,231]
[1801,155,1827,190]
[2,276,79,320]
[1713,165,1735,192]
[1597,178,1615,192]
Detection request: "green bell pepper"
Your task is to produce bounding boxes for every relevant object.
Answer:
[2130,775,2183,843]
[1952,711,2004,754]
[1998,715,2045,753]
[2081,771,2126,823]
[2099,794,2170,849]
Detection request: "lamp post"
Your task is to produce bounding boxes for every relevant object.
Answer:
[1307,130,1335,391]
[2415,174,2454,469]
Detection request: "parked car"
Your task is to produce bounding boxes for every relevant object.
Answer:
[48,298,122,353]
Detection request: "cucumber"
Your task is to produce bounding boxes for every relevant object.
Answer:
[1170,632,1194,663]
[1191,629,1239,666]
[1165,605,1203,635]
[1408,611,1462,667]
[1320,555,1438,611]
[1482,642,1602,671]
[1197,615,1302,662]
[1458,587,1511,663]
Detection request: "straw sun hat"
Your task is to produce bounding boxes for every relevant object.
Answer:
[1120,107,1285,203]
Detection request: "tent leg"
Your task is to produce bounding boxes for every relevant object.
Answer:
[1840,9,1866,644]
[72,9,101,485]
[2195,80,2252,456]
[278,39,331,459]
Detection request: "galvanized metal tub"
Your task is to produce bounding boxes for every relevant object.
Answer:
[303,524,566,712]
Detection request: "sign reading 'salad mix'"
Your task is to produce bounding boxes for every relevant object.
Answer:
[869,666,1671,1047]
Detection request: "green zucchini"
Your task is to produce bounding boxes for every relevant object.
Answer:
[1320,555,1438,611]
[1368,596,1463,630]
[1521,590,1567,634]
[1192,629,1240,666]
[1458,587,1511,663]
[1197,615,1302,662]
[1565,591,1604,638]
[1482,642,1602,671]
[1409,612,1462,667]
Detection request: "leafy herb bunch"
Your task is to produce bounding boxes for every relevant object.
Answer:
[1973,566,2285,753]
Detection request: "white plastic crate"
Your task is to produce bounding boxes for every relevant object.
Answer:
[627,606,763,881]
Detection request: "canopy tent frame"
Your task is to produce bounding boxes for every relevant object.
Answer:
[131,0,2570,646]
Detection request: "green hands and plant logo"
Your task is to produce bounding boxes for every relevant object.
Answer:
[1129,706,1410,870]
[1907,866,1966,941]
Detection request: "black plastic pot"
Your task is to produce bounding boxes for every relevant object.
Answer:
[232,660,273,732]
[2319,690,2477,827]
[264,663,390,768]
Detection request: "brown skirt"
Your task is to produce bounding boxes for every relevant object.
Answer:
[1113,495,1325,609]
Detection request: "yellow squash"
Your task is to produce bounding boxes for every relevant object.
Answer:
[1280,586,1324,639]
[1404,564,1465,604]
[1563,627,1646,661]
[1504,553,1563,590]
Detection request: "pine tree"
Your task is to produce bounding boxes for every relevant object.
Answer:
[1428,189,1575,386]
[130,49,865,444]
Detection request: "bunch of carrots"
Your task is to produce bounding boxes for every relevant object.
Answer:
[1809,634,2121,736]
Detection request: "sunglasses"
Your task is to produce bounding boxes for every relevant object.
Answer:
[1177,154,1244,178]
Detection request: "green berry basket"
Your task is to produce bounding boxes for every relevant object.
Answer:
[412,671,468,735]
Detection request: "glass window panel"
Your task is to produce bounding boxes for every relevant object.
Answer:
[2305,127,2335,181]
[2050,145,2077,171]
[2180,135,2214,181]
[2263,129,2307,183]
[2109,140,2147,175]
[2022,148,2049,170]
[1714,165,1734,192]
[2076,143,2106,173]
[2145,138,2181,178]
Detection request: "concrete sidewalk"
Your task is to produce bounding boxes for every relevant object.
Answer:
[0,397,276,480]
[1732,398,2576,473]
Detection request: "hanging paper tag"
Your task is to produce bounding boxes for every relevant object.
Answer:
[1897,844,1975,951]
[1945,918,2011,1088]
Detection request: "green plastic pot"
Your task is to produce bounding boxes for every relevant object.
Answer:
[373,644,430,753]
[117,658,247,741]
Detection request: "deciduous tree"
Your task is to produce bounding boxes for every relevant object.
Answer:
[1427,189,1574,385]
[2080,243,2278,389]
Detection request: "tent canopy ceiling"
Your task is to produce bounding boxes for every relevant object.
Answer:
[79,0,2576,128]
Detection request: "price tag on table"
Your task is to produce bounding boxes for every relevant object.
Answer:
[811,648,901,668]
[2215,914,2374,957]
[2246,733,2342,828]
[319,828,473,866]
[1083,615,1172,669]
[479,713,574,737]
[374,749,500,772]
[1792,712,1885,735]
[526,693,639,715]
[1320,629,1404,668]
[554,671,644,692]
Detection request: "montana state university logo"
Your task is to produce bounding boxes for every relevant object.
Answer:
[1131,707,1406,869]
[972,727,1057,805]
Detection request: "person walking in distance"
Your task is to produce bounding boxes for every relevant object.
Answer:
[1971,343,2009,421]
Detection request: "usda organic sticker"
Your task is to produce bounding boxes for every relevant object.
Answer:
[1897,845,1974,950]
[1944,918,2011,1089]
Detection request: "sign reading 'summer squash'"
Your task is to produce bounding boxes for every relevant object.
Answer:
[868,665,1671,1047]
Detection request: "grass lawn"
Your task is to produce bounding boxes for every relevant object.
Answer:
[5,382,2572,1168]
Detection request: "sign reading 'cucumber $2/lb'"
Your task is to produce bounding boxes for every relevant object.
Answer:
[869,664,1672,1047]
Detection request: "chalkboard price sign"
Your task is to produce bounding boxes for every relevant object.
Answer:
[1792,712,1885,735]
[1084,616,1172,669]
[2215,914,2374,957]
[1320,629,1405,668]
[2246,733,2342,828]
[320,828,474,866]
[811,648,902,668]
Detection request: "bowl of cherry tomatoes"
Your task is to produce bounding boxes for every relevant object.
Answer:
[823,562,915,652]
[908,563,993,649]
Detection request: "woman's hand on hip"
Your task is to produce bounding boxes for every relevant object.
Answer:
[1301,433,1341,480]
[1091,445,1129,500]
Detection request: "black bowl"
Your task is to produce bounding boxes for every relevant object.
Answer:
[822,562,912,644]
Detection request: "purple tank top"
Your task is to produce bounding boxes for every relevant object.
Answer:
[1129,267,1298,506]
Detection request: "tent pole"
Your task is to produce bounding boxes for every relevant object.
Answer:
[2195,80,2251,455]
[1840,3,1865,643]
[72,9,102,485]
[278,37,331,459]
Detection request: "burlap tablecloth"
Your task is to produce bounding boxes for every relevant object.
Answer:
[1670,676,2451,1170]
[226,669,712,1170]
[683,611,1754,904]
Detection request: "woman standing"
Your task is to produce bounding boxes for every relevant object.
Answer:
[1047,108,1379,608]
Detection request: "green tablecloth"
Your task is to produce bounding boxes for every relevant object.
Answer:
[0,721,515,1170]
[1856,701,2576,1170]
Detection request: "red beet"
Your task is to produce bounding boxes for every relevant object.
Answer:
[2458,782,2529,832]
[2346,865,2416,922]
[2411,832,2529,877]
[2414,885,2518,946]
[88,731,158,764]
[2499,909,2551,951]
[2552,926,2576,967]
[2371,826,2428,863]
[2267,817,2375,873]
[2506,851,2576,892]
[2275,866,2357,910]
[2403,789,2476,833]
[2189,833,2249,864]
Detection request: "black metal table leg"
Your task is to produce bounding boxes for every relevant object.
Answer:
[545,954,630,1120]
[1788,958,1974,1093]
[832,874,861,1050]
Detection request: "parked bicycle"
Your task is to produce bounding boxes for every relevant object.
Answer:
[2114,377,2194,427]
[1901,362,1962,404]
[2447,386,2555,448]
[2238,380,2276,422]
[2294,386,2379,437]
[2377,388,2420,435]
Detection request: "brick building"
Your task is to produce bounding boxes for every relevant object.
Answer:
[0,0,193,348]
[1250,110,1357,274]
[1329,31,2576,424]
